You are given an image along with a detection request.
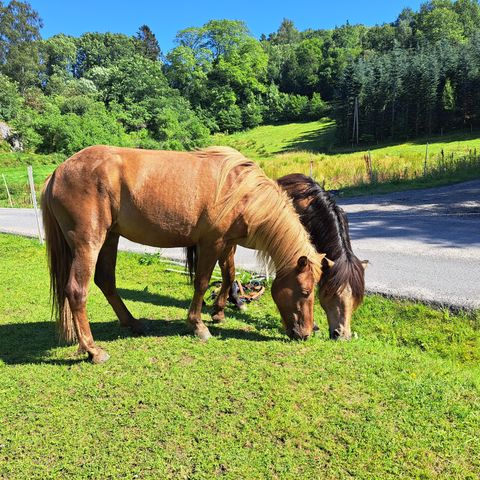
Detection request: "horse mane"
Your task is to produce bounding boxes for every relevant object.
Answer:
[197,147,323,279]
[277,174,365,304]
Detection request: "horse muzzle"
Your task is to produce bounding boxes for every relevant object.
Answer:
[330,328,352,341]
[286,328,311,341]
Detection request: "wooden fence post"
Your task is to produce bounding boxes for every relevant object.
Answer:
[27,165,43,245]
[423,143,429,176]
[2,174,13,207]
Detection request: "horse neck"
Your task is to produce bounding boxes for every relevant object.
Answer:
[207,150,322,280]
[300,192,353,262]
[300,191,364,300]
[246,186,322,280]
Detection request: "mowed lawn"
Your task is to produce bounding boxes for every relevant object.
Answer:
[1,234,479,479]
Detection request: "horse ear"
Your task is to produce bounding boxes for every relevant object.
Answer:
[296,256,309,272]
[361,260,369,270]
[321,256,335,272]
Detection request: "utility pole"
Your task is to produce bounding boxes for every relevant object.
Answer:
[352,96,359,145]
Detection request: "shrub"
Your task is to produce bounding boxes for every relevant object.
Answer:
[0,75,23,122]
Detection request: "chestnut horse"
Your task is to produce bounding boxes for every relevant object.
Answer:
[188,174,367,340]
[42,146,328,363]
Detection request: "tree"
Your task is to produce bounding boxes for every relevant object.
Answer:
[268,19,300,45]
[416,0,464,44]
[0,1,43,89]
[0,0,42,64]
[454,0,480,38]
[135,24,161,61]
[0,72,22,120]
[167,20,267,132]
[86,54,209,147]
[1,40,41,90]
[42,34,77,77]
[74,32,138,77]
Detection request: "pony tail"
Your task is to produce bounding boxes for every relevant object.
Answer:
[41,175,76,344]
[184,246,198,283]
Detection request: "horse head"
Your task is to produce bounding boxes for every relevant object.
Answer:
[271,254,332,340]
[318,258,368,340]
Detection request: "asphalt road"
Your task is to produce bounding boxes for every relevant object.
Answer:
[1,179,479,310]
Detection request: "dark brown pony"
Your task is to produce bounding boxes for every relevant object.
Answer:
[190,173,366,339]
[42,146,328,363]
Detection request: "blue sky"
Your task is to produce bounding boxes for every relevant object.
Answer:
[28,0,424,52]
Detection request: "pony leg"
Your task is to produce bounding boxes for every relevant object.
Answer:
[212,245,237,323]
[66,246,110,364]
[94,232,146,335]
[188,242,224,340]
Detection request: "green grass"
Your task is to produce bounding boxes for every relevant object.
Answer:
[2,122,480,207]
[214,119,337,157]
[1,233,479,479]
[215,121,480,195]
[0,152,64,207]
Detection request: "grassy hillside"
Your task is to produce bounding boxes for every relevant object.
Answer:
[0,233,479,478]
[2,121,480,207]
[215,120,480,195]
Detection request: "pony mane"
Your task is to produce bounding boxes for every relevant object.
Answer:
[277,174,365,304]
[198,147,323,279]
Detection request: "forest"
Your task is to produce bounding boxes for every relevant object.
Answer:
[1,0,480,155]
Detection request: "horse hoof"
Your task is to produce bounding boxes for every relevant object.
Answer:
[211,312,225,324]
[238,303,247,312]
[88,349,110,364]
[195,327,212,342]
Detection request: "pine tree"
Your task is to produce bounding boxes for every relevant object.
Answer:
[135,25,161,61]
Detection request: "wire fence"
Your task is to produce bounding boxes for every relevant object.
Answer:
[0,164,54,208]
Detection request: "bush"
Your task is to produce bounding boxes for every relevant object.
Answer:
[216,106,243,133]
[0,75,23,122]
[21,100,132,155]
[242,101,263,129]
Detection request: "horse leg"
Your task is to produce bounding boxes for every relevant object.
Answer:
[66,245,110,364]
[188,242,224,340]
[94,232,146,335]
[212,245,237,323]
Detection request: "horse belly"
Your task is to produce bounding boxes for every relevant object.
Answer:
[114,188,210,248]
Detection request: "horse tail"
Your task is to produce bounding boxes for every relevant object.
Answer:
[41,174,76,344]
[184,246,198,283]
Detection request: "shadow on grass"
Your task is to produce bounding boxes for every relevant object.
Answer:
[118,287,191,310]
[276,121,336,154]
[118,287,283,333]
[279,122,480,157]
[0,299,278,366]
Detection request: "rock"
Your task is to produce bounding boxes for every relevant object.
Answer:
[0,121,23,152]
[0,122,11,141]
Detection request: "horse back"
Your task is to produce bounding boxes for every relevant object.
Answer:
[48,146,235,247]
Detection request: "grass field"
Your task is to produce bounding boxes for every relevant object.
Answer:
[0,152,64,208]
[215,121,480,195]
[1,121,480,207]
[1,233,479,478]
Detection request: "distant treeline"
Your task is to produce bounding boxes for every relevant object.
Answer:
[1,0,480,154]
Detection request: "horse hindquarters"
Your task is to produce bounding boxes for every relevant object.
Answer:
[42,178,110,363]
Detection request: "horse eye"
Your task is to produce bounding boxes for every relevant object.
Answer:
[301,290,311,297]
